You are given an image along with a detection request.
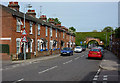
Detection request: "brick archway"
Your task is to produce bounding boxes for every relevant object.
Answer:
[86,37,104,45]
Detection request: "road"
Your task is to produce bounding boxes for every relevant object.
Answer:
[2,49,119,83]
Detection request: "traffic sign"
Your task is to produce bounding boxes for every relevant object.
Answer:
[21,29,27,36]
[80,41,82,44]
[21,36,28,42]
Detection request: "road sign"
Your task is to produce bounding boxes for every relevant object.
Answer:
[80,41,82,44]
[21,29,27,36]
[21,36,28,42]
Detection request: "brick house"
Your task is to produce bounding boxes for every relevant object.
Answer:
[0,2,75,60]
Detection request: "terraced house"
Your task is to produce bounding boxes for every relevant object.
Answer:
[0,2,75,60]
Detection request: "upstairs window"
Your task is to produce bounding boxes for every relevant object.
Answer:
[16,18,23,32]
[56,29,57,38]
[46,26,48,37]
[63,32,64,38]
[38,24,40,35]
[30,22,33,34]
[50,28,52,37]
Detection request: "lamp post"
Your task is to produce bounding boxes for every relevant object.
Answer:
[23,4,32,60]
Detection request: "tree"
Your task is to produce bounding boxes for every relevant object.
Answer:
[115,27,120,38]
[102,26,114,32]
[48,18,61,24]
[69,27,76,35]
[92,30,97,32]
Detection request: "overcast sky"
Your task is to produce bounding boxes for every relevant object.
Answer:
[1,1,118,32]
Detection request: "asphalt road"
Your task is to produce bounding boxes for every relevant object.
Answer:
[2,49,110,82]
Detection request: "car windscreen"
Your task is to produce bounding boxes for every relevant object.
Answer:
[63,48,70,50]
[91,49,100,52]
[76,47,81,49]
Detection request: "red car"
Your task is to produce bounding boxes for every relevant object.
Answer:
[88,48,103,59]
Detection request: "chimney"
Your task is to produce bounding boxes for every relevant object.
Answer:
[49,18,55,25]
[8,1,20,11]
[39,15,47,22]
[26,10,36,18]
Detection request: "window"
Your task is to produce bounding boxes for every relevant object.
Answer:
[46,26,48,37]
[30,22,33,34]
[16,18,22,32]
[63,32,64,38]
[16,41,20,54]
[38,24,40,35]
[30,42,32,52]
[50,28,52,37]
[56,29,57,38]
[26,43,28,52]
[37,41,39,51]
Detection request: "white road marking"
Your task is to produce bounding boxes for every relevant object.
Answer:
[17,78,24,82]
[103,75,108,81]
[74,57,79,60]
[96,69,101,75]
[63,60,73,64]
[81,55,85,57]
[38,66,58,74]
[93,69,101,81]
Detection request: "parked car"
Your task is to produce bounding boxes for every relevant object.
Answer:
[88,48,103,60]
[97,46,104,54]
[74,46,82,53]
[81,46,86,51]
[61,47,73,56]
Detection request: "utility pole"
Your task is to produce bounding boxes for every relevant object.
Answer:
[40,6,42,17]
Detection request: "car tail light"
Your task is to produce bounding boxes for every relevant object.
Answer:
[89,51,92,54]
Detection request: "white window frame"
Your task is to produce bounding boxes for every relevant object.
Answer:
[38,24,40,35]
[16,38,21,54]
[46,26,48,37]
[30,39,33,52]
[16,18,22,32]
[30,21,33,34]
[26,43,28,52]
[56,29,57,38]
[50,28,52,37]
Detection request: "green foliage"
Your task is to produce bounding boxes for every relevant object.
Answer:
[92,30,98,32]
[76,32,111,46]
[69,27,76,35]
[102,26,114,32]
[48,18,61,24]
[0,44,9,54]
[115,27,120,38]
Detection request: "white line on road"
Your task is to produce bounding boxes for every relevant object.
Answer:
[63,60,73,64]
[96,69,101,75]
[17,78,24,82]
[38,66,58,74]
[81,55,85,57]
[74,57,79,60]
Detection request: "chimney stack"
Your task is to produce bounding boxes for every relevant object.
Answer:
[49,18,55,25]
[26,10,36,18]
[40,15,47,22]
[8,1,20,11]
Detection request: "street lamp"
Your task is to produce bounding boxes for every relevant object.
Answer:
[23,4,32,60]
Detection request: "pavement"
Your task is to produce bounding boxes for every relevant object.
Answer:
[1,54,60,69]
[99,50,120,71]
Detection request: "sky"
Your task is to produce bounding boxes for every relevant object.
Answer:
[1,1,118,32]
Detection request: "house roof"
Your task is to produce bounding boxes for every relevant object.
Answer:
[0,4,75,36]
